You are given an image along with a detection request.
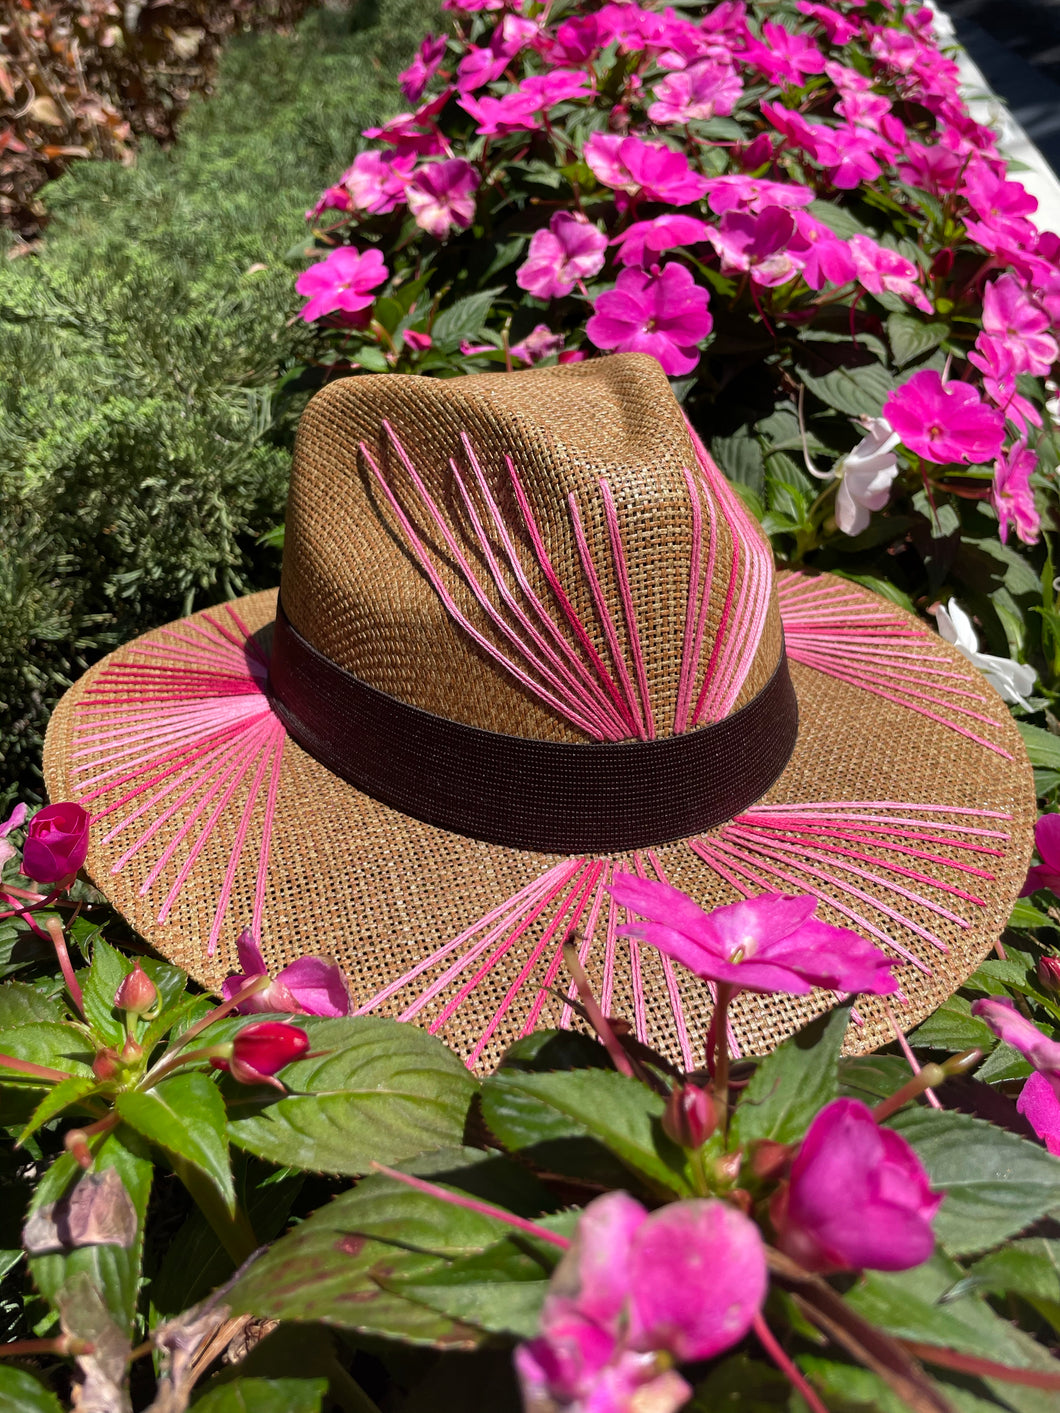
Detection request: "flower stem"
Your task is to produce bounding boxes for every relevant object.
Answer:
[872,1049,981,1123]
[713,983,735,1131]
[46,915,84,1018]
[0,1051,70,1083]
[753,1311,830,1413]
[563,943,636,1078]
[371,1162,571,1251]
[148,974,271,1076]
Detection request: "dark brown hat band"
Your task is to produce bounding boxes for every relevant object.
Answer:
[268,600,799,853]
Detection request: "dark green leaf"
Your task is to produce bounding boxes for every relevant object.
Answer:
[887,313,949,367]
[888,1107,1060,1255]
[499,1029,611,1073]
[687,1352,792,1411]
[384,1235,552,1338]
[480,1069,691,1196]
[79,938,132,1047]
[0,1022,93,1081]
[974,1041,1031,1084]
[968,1238,1060,1307]
[711,428,765,496]
[18,1075,100,1145]
[227,1016,477,1176]
[354,344,388,372]
[907,997,993,1053]
[731,1004,850,1147]
[192,1377,327,1413]
[0,981,65,1028]
[28,1132,152,1335]
[1018,723,1060,770]
[0,1366,65,1412]
[808,199,875,239]
[797,357,894,418]
[432,288,504,350]
[838,1054,913,1105]
[1009,898,1052,930]
[116,1070,234,1214]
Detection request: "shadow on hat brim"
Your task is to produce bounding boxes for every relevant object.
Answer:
[43,573,1035,1072]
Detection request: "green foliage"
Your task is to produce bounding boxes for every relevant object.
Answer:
[0,0,441,804]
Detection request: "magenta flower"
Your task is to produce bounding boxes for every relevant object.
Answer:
[403,328,432,354]
[584,134,708,206]
[848,234,931,313]
[970,340,1044,432]
[744,22,826,87]
[213,1020,310,1091]
[307,185,352,220]
[362,111,447,158]
[773,1099,942,1273]
[971,998,1060,1096]
[796,1,860,46]
[399,33,447,104]
[648,60,742,124]
[0,801,26,870]
[515,1191,767,1413]
[516,212,607,300]
[222,928,352,1016]
[981,273,1058,376]
[406,160,480,238]
[992,440,1040,546]
[901,140,963,195]
[704,175,814,215]
[884,371,1006,465]
[458,89,540,136]
[794,213,857,289]
[1017,1072,1060,1155]
[612,215,710,269]
[518,69,593,110]
[296,246,387,323]
[1023,815,1060,896]
[962,162,1039,246]
[586,263,712,376]
[510,324,564,364]
[22,803,91,884]
[344,152,414,215]
[706,207,804,288]
[608,875,899,996]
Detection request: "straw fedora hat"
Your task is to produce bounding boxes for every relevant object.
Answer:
[43,354,1035,1070]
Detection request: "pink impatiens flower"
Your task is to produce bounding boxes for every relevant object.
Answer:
[517,212,607,299]
[222,928,352,1016]
[608,875,899,995]
[980,273,1058,376]
[584,134,708,206]
[1022,814,1060,896]
[884,370,1005,465]
[743,21,826,87]
[848,234,931,313]
[0,801,27,870]
[992,440,1040,545]
[296,246,388,323]
[1017,1072,1060,1155]
[399,33,447,104]
[772,1099,942,1273]
[706,206,804,288]
[345,151,415,215]
[515,1191,767,1413]
[586,263,712,376]
[406,159,480,238]
[510,325,564,364]
[611,214,710,268]
[972,998,1060,1097]
[648,59,742,123]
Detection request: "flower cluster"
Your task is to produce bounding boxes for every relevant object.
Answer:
[297,0,1054,576]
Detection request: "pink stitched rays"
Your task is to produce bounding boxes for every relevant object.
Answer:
[778,573,1015,759]
[70,608,284,955]
[361,419,774,738]
[355,801,1012,1067]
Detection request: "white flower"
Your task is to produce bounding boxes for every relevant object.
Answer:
[834,417,900,536]
[932,599,1037,708]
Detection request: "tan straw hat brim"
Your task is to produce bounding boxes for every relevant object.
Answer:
[43,574,1035,1071]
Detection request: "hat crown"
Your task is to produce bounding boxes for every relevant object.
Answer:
[280,354,782,744]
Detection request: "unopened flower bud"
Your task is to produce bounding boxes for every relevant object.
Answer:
[121,1038,143,1063]
[211,1020,309,1092]
[662,1082,716,1149]
[1039,956,1060,995]
[114,962,156,1016]
[92,1048,120,1083]
[930,247,954,279]
[750,1139,791,1182]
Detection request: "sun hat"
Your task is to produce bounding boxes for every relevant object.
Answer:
[43,354,1035,1070]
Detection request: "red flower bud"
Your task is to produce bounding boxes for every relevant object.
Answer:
[212,1021,309,1091]
[22,803,90,885]
[662,1082,717,1149]
[1039,956,1060,995]
[92,1048,120,1083]
[930,247,954,279]
[750,1138,791,1181]
[115,961,157,1016]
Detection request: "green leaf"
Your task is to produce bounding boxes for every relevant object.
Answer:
[837,1054,912,1105]
[480,1069,691,1196]
[1009,897,1052,930]
[711,427,765,497]
[229,1167,531,1344]
[116,1070,234,1214]
[974,1041,1031,1084]
[0,981,65,1028]
[888,1107,1060,1255]
[0,1367,65,1412]
[226,1016,477,1176]
[499,1029,611,1073]
[968,1238,1060,1309]
[731,1004,849,1148]
[432,287,504,351]
[18,1074,100,1145]
[79,937,132,1046]
[0,1022,93,1081]
[687,1352,791,1410]
[887,312,949,367]
[907,996,993,1053]
[192,1377,328,1413]
[28,1132,152,1335]
[808,199,875,240]
[384,1235,552,1338]
[1018,722,1060,770]
[797,356,894,418]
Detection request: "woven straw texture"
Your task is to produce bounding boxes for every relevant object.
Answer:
[43,355,1036,1072]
